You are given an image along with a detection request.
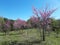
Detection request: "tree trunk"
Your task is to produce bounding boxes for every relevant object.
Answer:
[42,26,45,41]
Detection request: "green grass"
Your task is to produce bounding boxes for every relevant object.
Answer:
[0,28,60,45]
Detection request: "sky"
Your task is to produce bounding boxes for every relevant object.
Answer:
[0,0,60,20]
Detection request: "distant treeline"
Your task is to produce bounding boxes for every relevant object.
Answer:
[0,17,60,32]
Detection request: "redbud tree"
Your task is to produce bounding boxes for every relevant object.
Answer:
[32,6,57,41]
[28,16,40,28]
[3,20,11,35]
[13,19,28,30]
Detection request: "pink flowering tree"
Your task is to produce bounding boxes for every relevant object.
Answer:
[13,19,28,30]
[27,16,40,28]
[13,19,31,34]
[32,6,57,41]
[3,20,11,35]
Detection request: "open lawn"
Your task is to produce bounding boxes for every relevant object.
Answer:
[0,28,60,45]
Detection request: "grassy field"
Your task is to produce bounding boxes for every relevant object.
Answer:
[0,28,60,45]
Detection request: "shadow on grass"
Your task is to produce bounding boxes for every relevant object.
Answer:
[1,40,42,45]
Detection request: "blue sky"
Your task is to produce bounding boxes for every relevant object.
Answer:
[0,0,60,20]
